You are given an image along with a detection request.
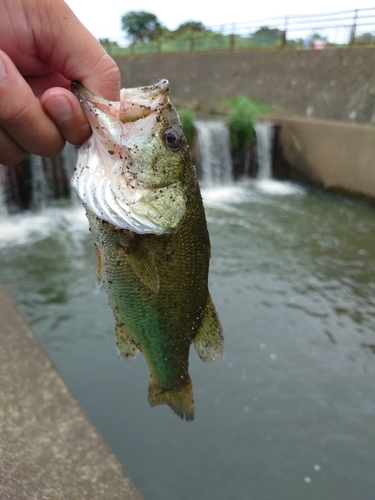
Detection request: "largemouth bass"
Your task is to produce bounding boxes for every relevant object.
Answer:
[71,79,223,420]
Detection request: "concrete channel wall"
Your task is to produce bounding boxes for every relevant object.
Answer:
[114,47,375,125]
[273,116,375,200]
[0,285,142,500]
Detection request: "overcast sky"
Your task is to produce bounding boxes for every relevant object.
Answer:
[64,0,375,43]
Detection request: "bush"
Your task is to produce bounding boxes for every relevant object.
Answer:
[222,96,273,151]
[177,106,195,146]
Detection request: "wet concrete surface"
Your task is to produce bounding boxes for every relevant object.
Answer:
[0,285,142,500]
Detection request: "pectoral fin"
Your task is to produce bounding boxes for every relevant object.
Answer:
[193,294,223,362]
[125,236,160,294]
[95,244,104,289]
[115,322,140,359]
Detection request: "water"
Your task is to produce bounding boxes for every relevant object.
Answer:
[1,180,375,500]
[194,120,233,186]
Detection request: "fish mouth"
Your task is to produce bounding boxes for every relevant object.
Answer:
[71,79,169,123]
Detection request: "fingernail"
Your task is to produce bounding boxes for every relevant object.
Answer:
[46,95,73,122]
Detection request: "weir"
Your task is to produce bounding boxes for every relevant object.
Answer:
[0,120,276,212]
[0,146,77,214]
[194,119,233,186]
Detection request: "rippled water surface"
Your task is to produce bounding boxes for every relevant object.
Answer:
[1,180,375,500]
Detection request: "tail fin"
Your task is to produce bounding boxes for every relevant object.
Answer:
[148,376,195,421]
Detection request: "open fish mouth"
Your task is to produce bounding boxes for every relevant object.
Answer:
[71,80,187,234]
[71,79,169,124]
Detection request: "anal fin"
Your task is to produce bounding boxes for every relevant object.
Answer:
[193,294,223,362]
[115,322,140,359]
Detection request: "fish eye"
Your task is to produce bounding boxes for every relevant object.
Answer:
[162,128,182,150]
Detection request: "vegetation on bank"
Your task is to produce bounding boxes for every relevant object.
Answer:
[100,10,331,55]
[178,106,196,146]
[222,97,273,152]
[100,9,375,55]
[178,97,274,152]
[101,30,306,56]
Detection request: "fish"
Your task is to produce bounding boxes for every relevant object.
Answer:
[71,79,223,420]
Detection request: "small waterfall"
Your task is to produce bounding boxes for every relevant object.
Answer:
[254,122,273,179]
[0,165,8,216]
[0,144,77,214]
[29,154,51,210]
[194,120,233,186]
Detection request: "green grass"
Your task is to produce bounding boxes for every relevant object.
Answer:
[102,34,287,56]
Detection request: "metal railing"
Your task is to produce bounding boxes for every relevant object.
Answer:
[102,8,375,55]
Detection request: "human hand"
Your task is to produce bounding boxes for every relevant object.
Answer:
[0,0,120,165]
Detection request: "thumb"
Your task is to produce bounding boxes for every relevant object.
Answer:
[0,50,64,162]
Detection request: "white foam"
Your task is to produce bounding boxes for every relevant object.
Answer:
[0,180,305,248]
[201,184,250,207]
[0,206,88,249]
[201,180,305,209]
[255,179,305,196]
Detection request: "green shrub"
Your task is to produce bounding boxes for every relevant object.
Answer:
[177,106,195,146]
[222,96,273,151]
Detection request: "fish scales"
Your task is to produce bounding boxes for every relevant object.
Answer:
[72,79,223,420]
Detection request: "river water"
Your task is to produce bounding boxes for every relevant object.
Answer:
[1,179,375,500]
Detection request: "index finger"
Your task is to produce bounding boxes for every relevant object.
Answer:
[30,0,121,102]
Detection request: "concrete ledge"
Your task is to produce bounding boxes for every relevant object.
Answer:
[0,285,142,500]
[273,116,375,200]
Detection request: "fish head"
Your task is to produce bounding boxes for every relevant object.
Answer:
[71,80,190,234]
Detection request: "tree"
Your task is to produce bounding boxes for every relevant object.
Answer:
[121,11,164,43]
[355,32,375,44]
[174,21,207,35]
[251,27,283,46]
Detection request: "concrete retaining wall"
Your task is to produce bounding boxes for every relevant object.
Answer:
[0,285,142,500]
[114,47,375,124]
[273,116,375,200]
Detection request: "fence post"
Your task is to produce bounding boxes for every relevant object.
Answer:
[230,34,235,52]
[281,17,288,48]
[190,35,194,52]
[349,9,358,44]
[281,31,286,48]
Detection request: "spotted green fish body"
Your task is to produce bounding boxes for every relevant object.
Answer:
[71,80,223,420]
